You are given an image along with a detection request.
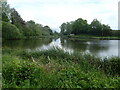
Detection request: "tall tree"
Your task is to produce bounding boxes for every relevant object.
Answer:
[72,18,89,35]
[90,19,102,35]
[102,24,111,36]
[10,8,32,36]
[2,1,11,22]
[60,23,67,35]
[11,8,25,25]
[65,22,73,35]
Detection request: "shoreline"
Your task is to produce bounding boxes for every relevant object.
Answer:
[62,35,120,40]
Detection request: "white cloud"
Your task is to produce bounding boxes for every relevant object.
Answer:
[7,0,119,31]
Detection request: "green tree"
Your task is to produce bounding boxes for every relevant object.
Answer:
[26,20,53,36]
[2,21,22,39]
[2,12,9,22]
[90,19,103,36]
[72,18,89,35]
[26,20,39,36]
[43,26,53,35]
[60,23,67,35]
[53,31,59,36]
[102,24,111,36]
[1,2,54,38]
[10,8,32,36]
[65,22,73,35]
[26,20,44,36]
[1,1,11,22]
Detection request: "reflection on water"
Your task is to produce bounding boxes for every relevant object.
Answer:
[3,38,119,58]
[34,38,74,53]
[3,38,52,50]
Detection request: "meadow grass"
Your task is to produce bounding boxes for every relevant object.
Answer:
[2,47,120,88]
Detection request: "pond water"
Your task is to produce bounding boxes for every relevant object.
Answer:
[3,38,120,58]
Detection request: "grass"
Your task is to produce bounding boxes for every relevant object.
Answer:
[67,35,120,40]
[2,47,120,88]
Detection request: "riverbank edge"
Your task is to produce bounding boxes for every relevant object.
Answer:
[61,35,120,40]
[2,35,59,40]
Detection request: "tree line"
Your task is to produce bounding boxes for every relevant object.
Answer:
[60,18,117,36]
[1,2,54,39]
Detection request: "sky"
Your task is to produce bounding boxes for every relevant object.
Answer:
[7,0,119,32]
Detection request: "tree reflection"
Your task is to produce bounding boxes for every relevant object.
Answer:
[3,38,52,49]
[60,38,109,54]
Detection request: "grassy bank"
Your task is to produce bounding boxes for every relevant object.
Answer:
[2,47,120,88]
[66,35,120,40]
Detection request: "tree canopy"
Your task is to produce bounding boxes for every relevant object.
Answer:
[2,1,53,39]
[2,21,22,39]
[60,18,112,36]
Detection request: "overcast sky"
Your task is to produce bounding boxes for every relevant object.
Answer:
[7,0,119,32]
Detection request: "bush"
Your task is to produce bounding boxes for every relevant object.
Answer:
[2,21,22,39]
[2,55,120,88]
[2,47,120,88]
[2,55,57,88]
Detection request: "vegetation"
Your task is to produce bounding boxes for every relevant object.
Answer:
[67,34,120,40]
[2,47,120,88]
[60,18,120,37]
[2,21,22,39]
[2,1,119,39]
[2,2,54,40]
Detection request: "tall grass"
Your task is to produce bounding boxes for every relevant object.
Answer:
[2,47,120,88]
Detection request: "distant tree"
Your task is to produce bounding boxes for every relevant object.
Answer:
[72,18,89,35]
[102,24,111,36]
[65,22,73,35]
[90,19,103,35]
[60,23,67,35]
[26,20,41,36]
[43,26,53,36]
[60,18,112,36]
[27,20,35,24]
[26,21,53,36]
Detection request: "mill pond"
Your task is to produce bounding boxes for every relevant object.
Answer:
[3,38,120,58]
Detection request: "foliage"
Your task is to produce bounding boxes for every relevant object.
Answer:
[26,21,53,36]
[26,20,42,36]
[10,8,33,37]
[60,18,112,36]
[2,12,9,22]
[72,18,89,35]
[2,1,11,22]
[60,22,74,35]
[2,2,54,39]
[2,21,22,39]
[90,19,111,36]
[2,47,120,88]
[110,30,120,36]
[43,26,53,35]
[53,31,60,37]
[2,55,56,88]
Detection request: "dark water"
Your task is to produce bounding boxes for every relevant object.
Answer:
[3,38,119,58]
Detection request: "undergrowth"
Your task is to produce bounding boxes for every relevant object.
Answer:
[2,47,120,88]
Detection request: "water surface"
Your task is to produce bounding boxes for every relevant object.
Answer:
[3,38,119,58]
